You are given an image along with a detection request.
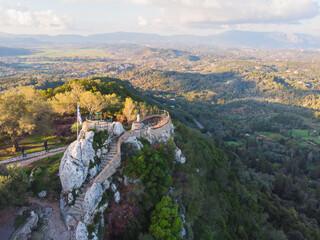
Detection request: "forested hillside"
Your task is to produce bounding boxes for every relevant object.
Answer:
[1,46,320,239]
[1,78,320,239]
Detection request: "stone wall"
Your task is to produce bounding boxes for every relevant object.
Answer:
[133,116,171,144]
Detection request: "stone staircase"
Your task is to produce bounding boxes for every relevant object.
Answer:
[101,143,117,169]
[66,141,118,230]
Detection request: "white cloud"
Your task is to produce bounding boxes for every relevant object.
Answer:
[151,17,163,26]
[0,3,74,33]
[148,0,319,27]
[137,16,148,26]
[65,0,319,28]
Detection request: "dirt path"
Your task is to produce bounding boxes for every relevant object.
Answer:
[28,197,70,240]
[3,149,66,168]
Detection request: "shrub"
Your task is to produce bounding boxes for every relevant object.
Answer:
[0,164,29,209]
[149,195,182,240]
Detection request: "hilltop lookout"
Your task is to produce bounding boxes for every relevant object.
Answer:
[59,110,172,237]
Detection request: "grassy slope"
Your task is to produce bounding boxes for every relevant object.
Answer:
[0,135,74,161]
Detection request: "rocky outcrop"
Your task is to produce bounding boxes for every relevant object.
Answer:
[83,183,104,223]
[125,136,143,150]
[59,116,177,239]
[38,190,47,198]
[11,211,39,240]
[175,147,186,164]
[108,122,125,137]
[157,129,171,143]
[114,191,121,204]
[59,132,96,193]
[76,222,88,240]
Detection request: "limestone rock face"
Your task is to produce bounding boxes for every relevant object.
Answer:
[59,134,95,193]
[67,192,74,204]
[170,123,174,134]
[180,213,186,238]
[114,191,121,204]
[111,183,117,193]
[160,130,171,142]
[83,183,103,223]
[88,165,99,180]
[125,136,143,150]
[175,147,186,164]
[85,131,94,142]
[12,211,38,240]
[38,190,47,198]
[76,221,88,240]
[108,122,125,137]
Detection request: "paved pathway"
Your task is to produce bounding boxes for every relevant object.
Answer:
[0,148,67,168]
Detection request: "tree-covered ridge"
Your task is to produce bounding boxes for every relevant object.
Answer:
[1,76,320,239]
[0,78,156,154]
[173,122,320,239]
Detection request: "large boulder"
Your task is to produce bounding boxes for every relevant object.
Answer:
[125,136,143,150]
[76,221,88,240]
[108,122,125,137]
[59,135,96,193]
[83,183,103,223]
[38,190,47,198]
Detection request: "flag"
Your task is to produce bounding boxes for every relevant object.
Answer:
[77,104,82,125]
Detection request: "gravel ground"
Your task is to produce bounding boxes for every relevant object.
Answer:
[28,197,70,240]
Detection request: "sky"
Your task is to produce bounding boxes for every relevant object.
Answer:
[1,0,320,36]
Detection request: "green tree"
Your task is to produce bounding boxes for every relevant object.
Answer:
[123,98,138,123]
[0,164,29,209]
[149,195,182,240]
[139,102,150,118]
[79,91,105,114]
[50,91,78,115]
[124,145,173,208]
[104,93,122,112]
[0,86,52,151]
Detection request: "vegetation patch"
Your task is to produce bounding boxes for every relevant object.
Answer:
[92,130,109,152]
[24,153,63,197]
[14,210,30,230]
[225,141,240,146]
[0,165,29,209]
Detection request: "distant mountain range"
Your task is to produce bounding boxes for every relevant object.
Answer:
[1,30,320,49]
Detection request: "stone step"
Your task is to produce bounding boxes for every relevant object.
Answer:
[74,201,83,206]
[70,210,81,217]
[69,208,81,216]
[101,161,112,167]
[74,202,82,208]
[77,196,85,202]
[72,206,82,212]
[70,212,81,222]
